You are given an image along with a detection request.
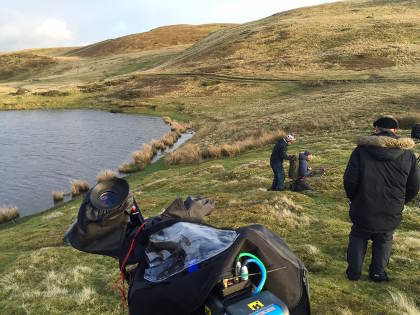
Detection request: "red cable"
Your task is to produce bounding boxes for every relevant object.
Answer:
[118,221,147,315]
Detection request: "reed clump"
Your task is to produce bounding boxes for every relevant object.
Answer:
[119,144,156,173]
[132,144,155,168]
[0,206,19,224]
[151,139,166,151]
[71,180,90,197]
[166,129,285,165]
[163,116,192,133]
[52,191,65,203]
[119,118,192,173]
[165,143,201,165]
[118,162,137,174]
[97,169,118,182]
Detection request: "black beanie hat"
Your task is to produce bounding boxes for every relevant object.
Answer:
[373,116,399,129]
[304,150,311,156]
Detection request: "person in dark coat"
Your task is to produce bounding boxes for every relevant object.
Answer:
[270,134,295,191]
[343,116,420,282]
[292,150,313,191]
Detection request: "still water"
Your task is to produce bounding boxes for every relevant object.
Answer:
[0,110,172,217]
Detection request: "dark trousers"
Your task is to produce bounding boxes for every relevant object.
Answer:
[346,225,394,279]
[271,162,285,191]
[291,177,313,192]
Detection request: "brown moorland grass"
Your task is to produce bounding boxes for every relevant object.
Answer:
[163,116,192,133]
[52,191,65,203]
[0,52,57,81]
[165,143,201,165]
[70,180,90,197]
[119,144,157,173]
[132,144,155,167]
[119,117,192,173]
[66,24,234,58]
[96,169,118,182]
[151,139,167,151]
[162,131,181,146]
[166,129,285,164]
[118,161,137,174]
[0,206,19,224]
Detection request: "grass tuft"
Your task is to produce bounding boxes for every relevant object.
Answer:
[118,162,137,173]
[165,143,201,165]
[389,291,419,315]
[96,169,118,182]
[70,180,90,197]
[163,116,192,133]
[119,144,156,173]
[52,191,64,203]
[0,206,19,224]
[151,139,166,151]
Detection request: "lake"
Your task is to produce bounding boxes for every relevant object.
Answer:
[0,110,175,217]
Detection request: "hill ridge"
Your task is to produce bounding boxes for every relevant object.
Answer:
[66,23,235,58]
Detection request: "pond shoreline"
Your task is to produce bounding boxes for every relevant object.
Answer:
[51,130,194,213]
[0,109,192,219]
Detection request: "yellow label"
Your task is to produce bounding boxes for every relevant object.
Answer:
[248,300,265,311]
[204,305,212,315]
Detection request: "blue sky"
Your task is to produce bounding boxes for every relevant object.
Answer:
[0,0,336,51]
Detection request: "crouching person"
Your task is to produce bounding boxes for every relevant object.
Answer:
[291,150,313,192]
[343,116,420,282]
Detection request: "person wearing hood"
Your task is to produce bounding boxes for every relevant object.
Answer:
[270,134,295,191]
[343,116,420,282]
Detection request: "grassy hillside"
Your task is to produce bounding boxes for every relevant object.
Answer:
[20,47,79,57]
[0,53,57,81]
[0,24,233,87]
[0,0,419,314]
[66,24,234,57]
[160,0,420,75]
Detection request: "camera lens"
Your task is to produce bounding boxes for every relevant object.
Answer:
[90,178,129,210]
[99,191,118,207]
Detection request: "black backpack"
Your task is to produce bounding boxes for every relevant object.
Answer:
[288,155,299,179]
[412,124,420,140]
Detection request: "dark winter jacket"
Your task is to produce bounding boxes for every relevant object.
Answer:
[298,153,311,177]
[343,131,420,232]
[270,139,290,164]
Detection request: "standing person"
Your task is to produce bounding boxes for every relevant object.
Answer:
[292,150,313,191]
[270,134,295,191]
[343,116,420,282]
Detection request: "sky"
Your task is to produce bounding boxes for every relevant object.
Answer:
[0,0,337,52]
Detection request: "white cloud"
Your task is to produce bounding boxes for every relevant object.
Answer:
[0,9,75,51]
[34,18,73,41]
